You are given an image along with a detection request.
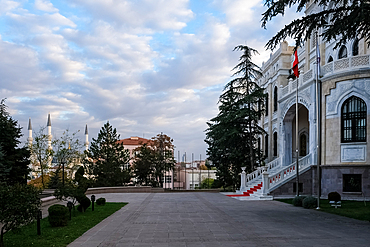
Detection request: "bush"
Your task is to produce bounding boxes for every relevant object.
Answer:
[96,198,106,206]
[292,196,306,207]
[328,192,341,202]
[48,204,69,227]
[302,196,317,209]
[77,196,91,212]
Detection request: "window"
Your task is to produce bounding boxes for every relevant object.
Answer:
[274,132,277,156]
[165,175,172,183]
[273,132,277,156]
[273,86,278,112]
[327,56,333,63]
[338,45,348,59]
[257,137,261,156]
[299,133,307,156]
[265,93,269,116]
[341,96,367,143]
[343,174,361,192]
[352,38,359,56]
[265,134,268,158]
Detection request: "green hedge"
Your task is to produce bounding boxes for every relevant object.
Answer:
[48,204,69,227]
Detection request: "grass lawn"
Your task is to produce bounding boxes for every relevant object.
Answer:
[4,202,127,247]
[276,198,370,221]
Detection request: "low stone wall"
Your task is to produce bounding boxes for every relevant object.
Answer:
[86,186,155,194]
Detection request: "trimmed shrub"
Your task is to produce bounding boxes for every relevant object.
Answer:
[96,197,106,206]
[328,192,341,202]
[48,204,69,227]
[302,196,317,209]
[292,196,306,207]
[77,196,91,212]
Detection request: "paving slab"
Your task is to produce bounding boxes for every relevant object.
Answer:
[68,193,370,247]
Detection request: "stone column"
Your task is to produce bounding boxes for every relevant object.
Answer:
[240,167,247,192]
[262,171,269,196]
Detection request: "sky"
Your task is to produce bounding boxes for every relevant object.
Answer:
[0,0,302,161]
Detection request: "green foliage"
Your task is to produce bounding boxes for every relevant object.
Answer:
[0,183,41,246]
[48,204,69,227]
[292,195,307,207]
[201,178,214,189]
[29,127,54,189]
[54,181,86,208]
[133,143,155,186]
[261,0,370,50]
[4,203,126,247]
[96,198,106,206]
[77,196,91,212]
[0,99,30,185]
[205,45,265,190]
[85,122,130,187]
[328,192,341,202]
[53,129,84,182]
[133,134,176,187]
[302,196,318,209]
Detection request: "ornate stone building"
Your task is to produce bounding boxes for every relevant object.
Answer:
[236,1,370,200]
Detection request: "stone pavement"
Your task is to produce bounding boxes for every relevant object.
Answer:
[68,193,370,247]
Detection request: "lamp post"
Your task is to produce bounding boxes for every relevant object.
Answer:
[61,156,65,187]
[91,195,96,211]
[67,201,73,220]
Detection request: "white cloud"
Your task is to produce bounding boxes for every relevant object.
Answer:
[0,0,306,158]
[35,0,58,13]
[69,0,194,32]
[0,0,20,15]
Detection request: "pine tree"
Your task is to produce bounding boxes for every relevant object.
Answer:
[0,99,30,185]
[262,0,370,50]
[205,46,265,190]
[85,122,130,187]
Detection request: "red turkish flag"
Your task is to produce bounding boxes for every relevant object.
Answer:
[293,49,299,78]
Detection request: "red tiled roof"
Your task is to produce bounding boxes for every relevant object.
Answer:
[117,137,154,146]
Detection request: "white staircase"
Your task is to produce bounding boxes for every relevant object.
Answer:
[226,153,313,200]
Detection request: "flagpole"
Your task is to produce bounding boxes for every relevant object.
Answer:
[293,47,300,197]
[296,73,299,197]
[315,28,321,210]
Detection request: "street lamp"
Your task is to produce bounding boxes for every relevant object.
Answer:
[67,201,73,220]
[91,195,96,211]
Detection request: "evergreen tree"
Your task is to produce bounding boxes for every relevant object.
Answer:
[133,143,155,186]
[0,99,30,185]
[85,122,130,187]
[262,0,370,50]
[205,46,265,190]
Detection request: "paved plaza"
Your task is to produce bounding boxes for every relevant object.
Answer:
[68,192,370,247]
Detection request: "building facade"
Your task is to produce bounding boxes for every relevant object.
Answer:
[250,1,370,199]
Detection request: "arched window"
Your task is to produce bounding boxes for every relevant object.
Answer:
[299,133,307,156]
[327,56,333,63]
[265,93,269,116]
[265,134,268,158]
[273,86,278,112]
[273,132,278,156]
[341,96,367,143]
[338,45,348,59]
[352,38,359,56]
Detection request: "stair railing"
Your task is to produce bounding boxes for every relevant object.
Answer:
[268,153,312,192]
[245,157,281,186]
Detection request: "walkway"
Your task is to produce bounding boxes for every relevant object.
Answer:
[68,193,370,247]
